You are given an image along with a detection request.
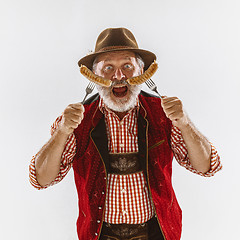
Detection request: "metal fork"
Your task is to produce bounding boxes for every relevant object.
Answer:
[145,78,162,98]
[81,82,95,104]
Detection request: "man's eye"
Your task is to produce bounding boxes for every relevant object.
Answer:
[124,64,133,70]
[103,66,113,72]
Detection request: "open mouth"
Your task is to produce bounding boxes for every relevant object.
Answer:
[112,85,128,98]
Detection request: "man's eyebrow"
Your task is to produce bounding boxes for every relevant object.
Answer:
[103,58,111,62]
[124,57,132,61]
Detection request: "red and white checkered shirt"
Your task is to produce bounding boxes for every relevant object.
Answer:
[29,97,222,224]
[99,99,154,224]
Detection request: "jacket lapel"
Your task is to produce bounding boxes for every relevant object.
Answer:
[90,116,110,172]
[138,111,148,177]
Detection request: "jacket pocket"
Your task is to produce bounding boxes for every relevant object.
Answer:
[148,139,165,151]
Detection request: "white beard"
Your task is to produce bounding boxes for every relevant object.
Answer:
[96,84,142,112]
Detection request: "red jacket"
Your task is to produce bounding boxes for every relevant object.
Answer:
[73,91,182,240]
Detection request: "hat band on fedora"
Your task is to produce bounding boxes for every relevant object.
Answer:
[97,45,134,53]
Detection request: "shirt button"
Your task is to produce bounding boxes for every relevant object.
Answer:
[119,143,124,148]
[122,210,127,215]
[120,121,124,125]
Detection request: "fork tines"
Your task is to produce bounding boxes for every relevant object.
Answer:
[145,78,162,98]
[82,82,95,104]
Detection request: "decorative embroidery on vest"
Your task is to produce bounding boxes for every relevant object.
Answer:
[110,156,137,172]
[109,153,142,174]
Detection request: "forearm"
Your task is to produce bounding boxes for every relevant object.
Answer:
[161,97,212,173]
[178,119,211,173]
[35,128,70,186]
[33,102,84,187]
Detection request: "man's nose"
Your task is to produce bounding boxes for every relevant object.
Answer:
[112,68,126,81]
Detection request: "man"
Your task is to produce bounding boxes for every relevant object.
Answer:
[29,28,222,240]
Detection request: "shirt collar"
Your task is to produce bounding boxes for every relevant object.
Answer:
[98,97,140,116]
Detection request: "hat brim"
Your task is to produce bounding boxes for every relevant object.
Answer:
[78,48,156,71]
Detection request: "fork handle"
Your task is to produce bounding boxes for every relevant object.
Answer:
[153,89,162,98]
[81,93,88,104]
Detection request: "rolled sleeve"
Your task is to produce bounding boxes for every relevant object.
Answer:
[171,126,222,177]
[29,116,77,190]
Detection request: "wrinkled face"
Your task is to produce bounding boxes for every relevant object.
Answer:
[93,51,143,112]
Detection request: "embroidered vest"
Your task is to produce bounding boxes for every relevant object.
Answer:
[72,91,182,240]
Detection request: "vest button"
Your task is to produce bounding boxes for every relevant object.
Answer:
[97,220,100,223]
[98,206,102,209]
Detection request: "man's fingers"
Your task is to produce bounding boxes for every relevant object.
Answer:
[59,103,85,135]
[161,97,183,113]
[65,112,84,123]
[65,107,84,117]
[168,111,184,121]
[161,96,177,102]
[69,103,85,111]
[160,96,189,128]
[161,97,181,106]
[64,103,85,118]
[164,107,177,117]
[164,107,181,119]
[162,102,182,111]
[66,119,81,129]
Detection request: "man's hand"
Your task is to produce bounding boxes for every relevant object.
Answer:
[161,96,189,129]
[59,103,85,135]
[161,96,212,173]
[34,102,84,186]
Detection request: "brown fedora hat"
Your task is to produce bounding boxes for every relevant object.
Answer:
[78,27,156,71]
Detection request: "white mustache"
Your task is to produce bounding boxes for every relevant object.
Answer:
[111,79,128,87]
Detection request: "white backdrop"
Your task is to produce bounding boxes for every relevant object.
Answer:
[1,0,239,239]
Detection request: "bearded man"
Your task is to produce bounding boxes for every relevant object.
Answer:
[29,28,222,240]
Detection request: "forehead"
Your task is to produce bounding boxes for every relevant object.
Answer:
[96,50,136,63]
